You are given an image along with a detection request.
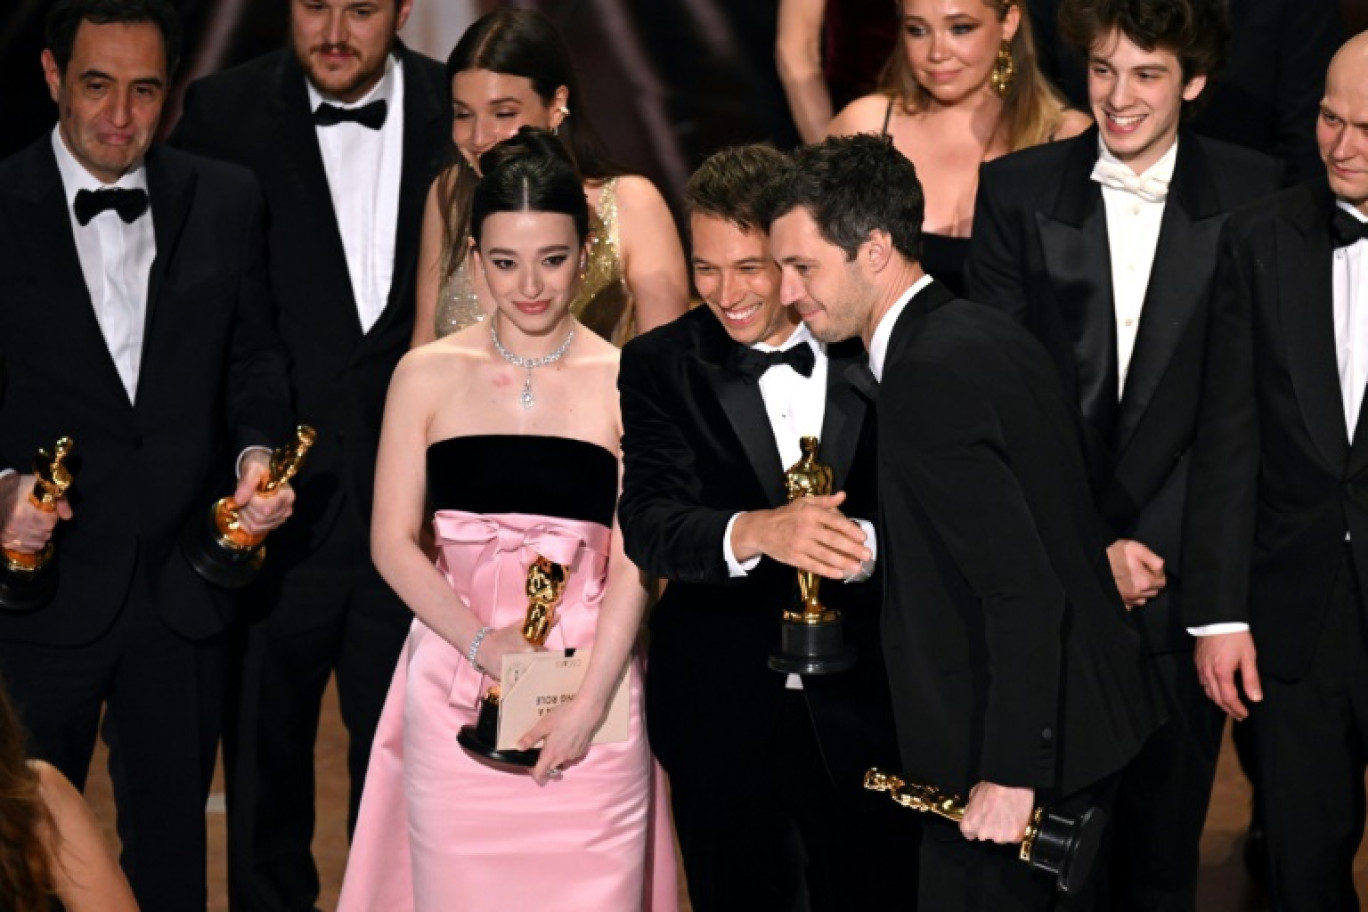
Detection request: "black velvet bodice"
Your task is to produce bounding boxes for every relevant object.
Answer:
[426,435,617,528]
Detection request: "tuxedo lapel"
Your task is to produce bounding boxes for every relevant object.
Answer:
[16,142,132,409]
[1037,133,1118,441]
[820,340,869,490]
[1113,138,1226,451]
[372,44,447,338]
[271,53,360,336]
[1279,183,1346,470]
[697,319,787,508]
[139,146,196,402]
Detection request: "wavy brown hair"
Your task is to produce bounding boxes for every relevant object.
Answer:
[877,0,1073,152]
[0,678,53,912]
[436,9,621,285]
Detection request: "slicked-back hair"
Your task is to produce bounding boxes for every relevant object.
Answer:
[685,144,789,234]
[1057,0,1229,83]
[471,127,590,248]
[759,134,924,264]
[46,0,181,75]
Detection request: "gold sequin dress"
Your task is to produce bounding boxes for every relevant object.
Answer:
[435,177,634,347]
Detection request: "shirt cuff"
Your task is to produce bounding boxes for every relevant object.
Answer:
[236,446,272,479]
[846,519,877,583]
[1187,623,1251,636]
[723,512,762,578]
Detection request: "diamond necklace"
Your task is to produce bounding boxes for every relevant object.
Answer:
[489,315,576,410]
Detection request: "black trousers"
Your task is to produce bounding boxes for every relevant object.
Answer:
[0,569,225,912]
[1108,648,1225,912]
[1255,552,1368,912]
[918,776,1118,912]
[668,689,917,912]
[226,502,411,912]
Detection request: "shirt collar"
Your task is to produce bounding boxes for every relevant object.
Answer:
[51,124,148,205]
[753,320,816,354]
[869,273,935,382]
[1337,199,1368,224]
[306,52,397,112]
[1096,133,1179,184]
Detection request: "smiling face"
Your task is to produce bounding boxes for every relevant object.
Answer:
[1318,43,1368,215]
[290,0,410,104]
[691,213,797,348]
[898,0,1018,106]
[769,207,871,345]
[42,20,167,184]
[1087,28,1206,174]
[473,210,583,339]
[450,69,567,172]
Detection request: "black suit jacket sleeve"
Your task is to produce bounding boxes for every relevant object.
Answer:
[891,358,1064,788]
[963,168,1031,324]
[225,179,293,454]
[1181,227,1261,628]
[617,340,735,584]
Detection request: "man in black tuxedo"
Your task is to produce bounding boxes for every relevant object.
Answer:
[0,1,294,908]
[1184,33,1368,910]
[170,1,449,908]
[764,133,1162,910]
[963,0,1281,905]
[618,145,911,911]
[1031,0,1343,185]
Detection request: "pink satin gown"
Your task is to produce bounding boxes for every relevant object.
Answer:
[338,436,676,911]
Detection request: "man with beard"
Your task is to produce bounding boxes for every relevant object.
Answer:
[172,2,449,908]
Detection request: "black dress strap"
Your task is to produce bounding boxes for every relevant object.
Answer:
[881,96,895,137]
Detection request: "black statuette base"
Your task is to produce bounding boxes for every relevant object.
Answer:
[1028,806,1106,895]
[181,508,264,590]
[457,694,540,769]
[768,617,856,675]
[0,564,57,612]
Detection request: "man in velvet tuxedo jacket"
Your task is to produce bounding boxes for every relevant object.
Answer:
[0,2,293,908]
[765,133,1161,911]
[1185,34,1368,909]
[170,1,449,907]
[618,146,910,911]
[963,0,1280,905]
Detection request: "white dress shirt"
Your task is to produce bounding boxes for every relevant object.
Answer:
[306,53,404,334]
[1096,139,1178,400]
[1334,202,1368,437]
[52,126,154,403]
[868,274,935,382]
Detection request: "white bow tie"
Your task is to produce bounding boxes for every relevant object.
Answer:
[1090,159,1169,203]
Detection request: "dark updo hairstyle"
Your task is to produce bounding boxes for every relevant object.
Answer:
[471,127,591,248]
[439,9,618,282]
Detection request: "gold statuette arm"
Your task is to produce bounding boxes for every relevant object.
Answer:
[30,437,75,512]
[258,425,317,496]
[864,768,967,823]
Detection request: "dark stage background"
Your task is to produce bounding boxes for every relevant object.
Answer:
[1,1,1363,217]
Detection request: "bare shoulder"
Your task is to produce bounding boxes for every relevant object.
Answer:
[1053,108,1093,141]
[827,93,893,137]
[33,759,81,814]
[32,761,138,912]
[395,327,487,387]
[607,174,671,221]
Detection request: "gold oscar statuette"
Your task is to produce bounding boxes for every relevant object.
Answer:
[768,436,856,674]
[864,768,1106,895]
[459,556,570,768]
[182,425,316,589]
[0,437,75,611]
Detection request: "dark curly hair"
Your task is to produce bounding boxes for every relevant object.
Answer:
[471,127,590,247]
[0,677,53,912]
[759,133,924,264]
[1057,0,1229,83]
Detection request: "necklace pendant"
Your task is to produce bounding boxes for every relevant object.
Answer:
[520,373,535,410]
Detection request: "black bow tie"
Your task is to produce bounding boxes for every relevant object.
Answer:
[74,187,149,226]
[313,99,388,130]
[1331,207,1368,248]
[730,341,817,381]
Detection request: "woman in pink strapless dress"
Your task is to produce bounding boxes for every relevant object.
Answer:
[337,129,676,912]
